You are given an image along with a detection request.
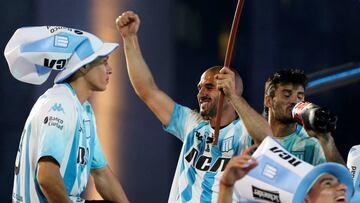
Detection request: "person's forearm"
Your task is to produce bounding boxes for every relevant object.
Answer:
[318,134,346,165]
[38,158,71,203]
[95,181,129,203]
[229,94,272,144]
[38,172,71,203]
[39,183,71,203]
[123,35,158,100]
[218,184,235,203]
[92,167,129,203]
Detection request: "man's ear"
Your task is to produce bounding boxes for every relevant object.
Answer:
[264,95,272,108]
[303,195,311,203]
[79,66,88,74]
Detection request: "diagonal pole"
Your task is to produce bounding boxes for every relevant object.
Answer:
[213,0,245,145]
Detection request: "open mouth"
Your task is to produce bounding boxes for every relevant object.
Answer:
[335,195,346,202]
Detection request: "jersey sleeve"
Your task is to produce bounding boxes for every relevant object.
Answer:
[163,103,202,141]
[236,119,254,154]
[36,98,75,166]
[90,133,108,169]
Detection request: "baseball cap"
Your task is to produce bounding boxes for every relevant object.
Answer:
[233,136,354,203]
[4,26,119,85]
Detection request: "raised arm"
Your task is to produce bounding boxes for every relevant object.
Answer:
[116,11,174,126]
[307,130,346,165]
[218,145,258,203]
[216,67,272,144]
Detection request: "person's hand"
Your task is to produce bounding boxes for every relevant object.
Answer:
[215,67,243,98]
[221,145,258,187]
[116,11,140,38]
[305,128,332,143]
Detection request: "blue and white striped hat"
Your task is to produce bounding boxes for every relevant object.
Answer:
[234,136,354,203]
[4,26,119,85]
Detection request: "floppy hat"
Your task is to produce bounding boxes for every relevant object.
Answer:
[347,145,360,203]
[233,136,354,203]
[4,26,119,85]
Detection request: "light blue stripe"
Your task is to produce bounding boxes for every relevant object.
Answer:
[74,39,94,60]
[247,155,302,193]
[200,173,215,203]
[25,124,32,203]
[35,64,52,76]
[63,121,80,193]
[308,67,360,88]
[21,32,87,53]
[181,167,196,201]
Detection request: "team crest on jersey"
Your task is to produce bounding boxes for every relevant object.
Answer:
[221,136,233,152]
[290,151,304,160]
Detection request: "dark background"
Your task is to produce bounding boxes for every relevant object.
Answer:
[1,0,359,202]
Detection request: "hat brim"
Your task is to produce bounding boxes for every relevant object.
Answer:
[293,163,354,203]
[54,42,119,83]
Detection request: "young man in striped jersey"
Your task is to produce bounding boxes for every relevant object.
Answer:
[263,69,345,165]
[116,11,272,203]
[5,26,129,203]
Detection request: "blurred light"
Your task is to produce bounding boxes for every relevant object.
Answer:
[85,0,123,200]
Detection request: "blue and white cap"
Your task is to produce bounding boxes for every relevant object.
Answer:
[4,26,119,85]
[347,145,360,203]
[234,136,354,203]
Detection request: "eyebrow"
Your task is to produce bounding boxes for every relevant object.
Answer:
[318,177,337,185]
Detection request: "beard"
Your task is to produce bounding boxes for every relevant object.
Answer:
[277,115,296,124]
[200,105,217,119]
[272,106,297,124]
[199,97,219,119]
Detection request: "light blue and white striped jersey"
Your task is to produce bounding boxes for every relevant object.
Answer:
[347,145,360,203]
[164,104,253,203]
[12,83,107,203]
[273,124,326,165]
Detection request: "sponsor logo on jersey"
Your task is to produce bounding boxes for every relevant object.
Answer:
[49,103,65,114]
[252,185,281,203]
[269,146,302,167]
[77,146,89,165]
[185,147,230,172]
[350,166,357,179]
[44,116,64,130]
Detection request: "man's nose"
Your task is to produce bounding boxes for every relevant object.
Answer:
[336,183,347,193]
[290,95,300,104]
[197,87,207,97]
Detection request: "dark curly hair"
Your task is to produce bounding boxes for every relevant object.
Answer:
[263,69,308,117]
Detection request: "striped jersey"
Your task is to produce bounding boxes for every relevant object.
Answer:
[273,124,326,165]
[164,104,253,203]
[12,83,108,203]
[347,145,360,203]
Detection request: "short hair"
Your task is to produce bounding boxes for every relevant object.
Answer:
[263,69,308,117]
